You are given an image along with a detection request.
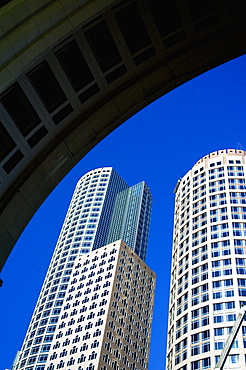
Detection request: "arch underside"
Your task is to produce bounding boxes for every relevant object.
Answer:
[0,0,246,271]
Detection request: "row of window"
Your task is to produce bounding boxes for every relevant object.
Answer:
[175,354,240,370]
[22,247,118,361]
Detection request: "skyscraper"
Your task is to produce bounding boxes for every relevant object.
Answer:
[16,167,153,370]
[107,182,152,261]
[166,149,246,370]
[44,240,155,370]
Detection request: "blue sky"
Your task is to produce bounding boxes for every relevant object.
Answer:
[1,55,246,370]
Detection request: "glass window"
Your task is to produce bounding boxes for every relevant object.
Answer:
[227,314,236,322]
[229,354,239,364]
[224,279,233,286]
[202,358,210,369]
[191,346,200,356]
[225,301,235,309]
[191,333,200,343]
[225,289,234,297]
[201,316,209,326]
[213,292,222,299]
[191,361,200,370]
[202,330,210,340]
[214,315,223,323]
[202,343,210,353]
[213,281,222,288]
[214,328,224,336]
[215,341,224,350]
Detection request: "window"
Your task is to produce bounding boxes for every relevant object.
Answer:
[213,281,222,288]
[60,349,67,358]
[83,332,90,340]
[57,360,65,369]
[202,342,210,353]
[213,292,222,299]
[38,354,48,362]
[86,364,95,370]
[224,279,233,286]
[191,346,200,356]
[67,358,75,366]
[191,361,200,370]
[78,354,86,363]
[202,358,210,369]
[229,354,239,364]
[88,351,97,360]
[215,341,224,350]
[225,301,235,309]
[98,309,105,316]
[214,315,223,323]
[191,333,199,343]
[200,330,209,341]
[93,329,101,337]
[91,340,99,348]
[80,343,88,351]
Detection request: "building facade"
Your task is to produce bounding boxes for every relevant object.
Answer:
[44,240,155,370]
[107,182,152,261]
[16,167,153,370]
[166,149,246,370]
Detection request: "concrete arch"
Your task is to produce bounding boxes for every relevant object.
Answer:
[0,0,246,271]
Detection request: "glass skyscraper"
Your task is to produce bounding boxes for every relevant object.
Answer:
[15,167,153,370]
[107,182,152,261]
[166,149,246,370]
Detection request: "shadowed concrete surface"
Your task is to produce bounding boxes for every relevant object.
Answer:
[0,0,246,271]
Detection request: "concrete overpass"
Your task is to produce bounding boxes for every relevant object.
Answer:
[0,0,246,271]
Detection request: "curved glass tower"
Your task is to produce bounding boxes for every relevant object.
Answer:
[166,149,246,370]
[15,167,153,370]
